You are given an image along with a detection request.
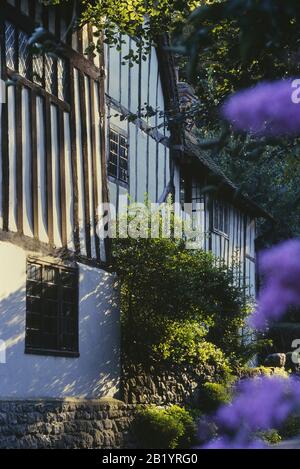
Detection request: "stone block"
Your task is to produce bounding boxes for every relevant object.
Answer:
[264,353,286,368]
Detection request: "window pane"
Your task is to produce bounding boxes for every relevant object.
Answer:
[45,54,57,95]
[224,206,229,234]
[108,158,118,178]
[18,30,30,78]
[44,317,57,334]
[61,270,76,288]
[62,287,75,302]
[109,151,117,166]
[5,22,16,70]
[43,334,58,350]
[214,202,219,230]
[119,167,128,183]
[62,318,75,335]
[62,302,75,317]
[44,284,58,301]
[27,280,42,298]
[119,136,126,147]
[213,200,228,235]
[43,266,58,284]
[27,297,41,314]
[110,130,118,143]
[219,203,223,232]
[119,156,128,169]
[44,299,58,317]
[27,263,42,281]
[57,57,67,101]
[61,333,76,350]
[33,54,44,86]
[26,329,40,348]
[26,313,41,331]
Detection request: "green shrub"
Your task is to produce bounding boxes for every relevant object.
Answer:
[112,205,252,369]
[153,319,232,378]
[257,429,282,445]
[133,405,197,449]
[239,366,288,379]
[200,382,232,413]
[279,414,300,439]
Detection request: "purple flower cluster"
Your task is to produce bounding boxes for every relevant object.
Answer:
[222,80,300,137]
[203,376,300,449]
[204,437,265,450]
[218,377,300,431]
[250,239,300,330]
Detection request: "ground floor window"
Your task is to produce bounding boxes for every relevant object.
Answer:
[25,259,79,357]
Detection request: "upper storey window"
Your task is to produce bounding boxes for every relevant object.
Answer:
[108,128,129,185]
[5,21,68,102]
[213,199,229,236]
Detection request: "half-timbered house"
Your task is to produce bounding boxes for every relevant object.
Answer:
[0,0,270,400]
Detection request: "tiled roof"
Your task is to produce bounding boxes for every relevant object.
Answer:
[183,132,274,221]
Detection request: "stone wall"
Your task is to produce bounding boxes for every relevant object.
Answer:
[0,398,140,449]
[122,364,213,406]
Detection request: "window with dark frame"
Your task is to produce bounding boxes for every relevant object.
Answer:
[25,260,79,357]
[4,20,68,102]
[213,199,229,236]
[108,128,129,184]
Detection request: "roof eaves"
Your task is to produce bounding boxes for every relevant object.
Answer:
[183,133,275,222]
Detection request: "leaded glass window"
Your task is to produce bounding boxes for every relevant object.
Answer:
[4,21,68,102]
[5,21,16,70]
[18,30,30,79]
[108,128,129,184]
[25,260,79,357]
[213,199,229,236]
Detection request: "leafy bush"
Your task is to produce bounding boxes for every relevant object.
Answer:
[239,366,288,380]
[200,382,233,413]
[279,414,300,439]
[112,217,254,369]
[257,429,282,446]
[153,319,232,378]
[133,405,196,449]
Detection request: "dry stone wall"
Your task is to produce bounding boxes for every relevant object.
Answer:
[0,398,140,449]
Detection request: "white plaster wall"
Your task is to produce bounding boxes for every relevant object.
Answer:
[0,241,120,398]
[105,36,170,206]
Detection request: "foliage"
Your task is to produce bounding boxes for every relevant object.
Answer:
[174,1,300,245]
[112,226,253,369]
[200,382,232,413]
[133,405,197,449]
[279,414,300,439]
[239,366,288,380]
[256,429,282,446]
[153,319,231,378]
[44,0,198,61]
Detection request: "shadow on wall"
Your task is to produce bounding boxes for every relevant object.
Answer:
[0,242,121,399]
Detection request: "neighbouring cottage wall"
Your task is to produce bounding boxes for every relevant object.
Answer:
[0,241,121,399]
[0,399,139,449]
